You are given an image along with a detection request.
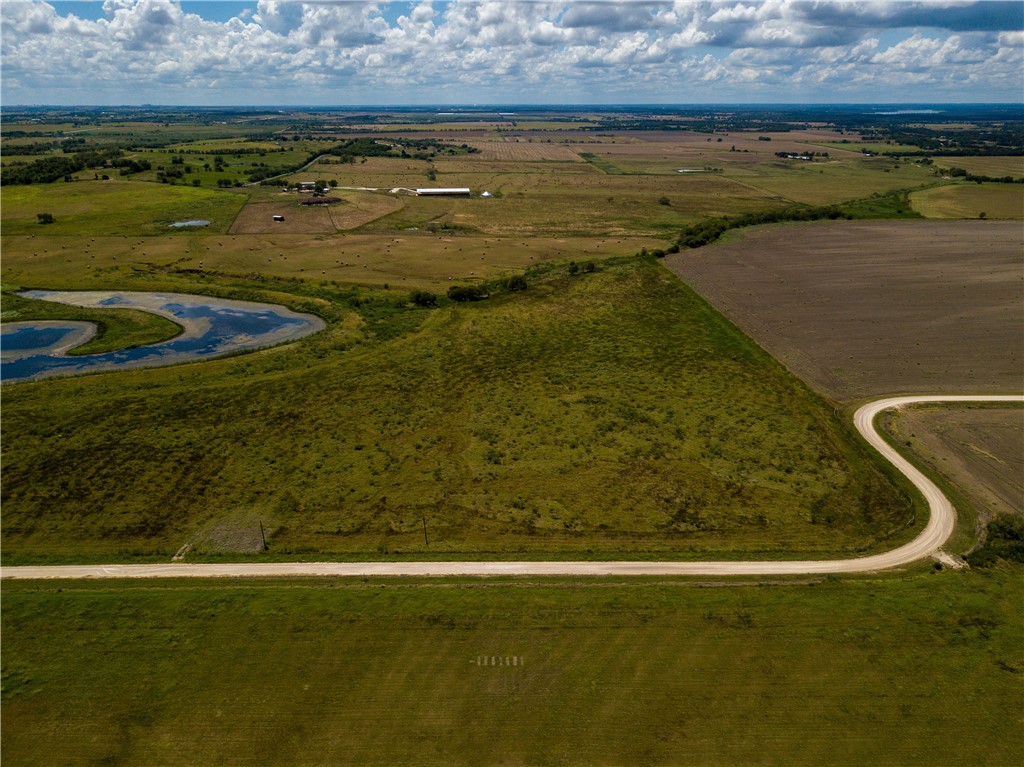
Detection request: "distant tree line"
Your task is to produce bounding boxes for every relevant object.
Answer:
[945,167,1024,184]
[669,190,919,252]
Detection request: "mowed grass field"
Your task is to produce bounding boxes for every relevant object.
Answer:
[0,181,248,236]
[932,155,1024,177]
[2,567,1022,767]
[910,182,1024,219]
[0,258,916,564]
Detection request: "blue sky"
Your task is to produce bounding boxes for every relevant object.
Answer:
[3,1,1023,105]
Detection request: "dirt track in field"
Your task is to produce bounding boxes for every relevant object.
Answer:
[664,220,1024,401]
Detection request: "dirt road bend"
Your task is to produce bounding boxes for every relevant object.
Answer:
[3,395,1020,579]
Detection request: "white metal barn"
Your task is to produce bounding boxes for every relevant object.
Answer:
[415,188,471,196]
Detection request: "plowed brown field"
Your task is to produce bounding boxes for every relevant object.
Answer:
[889,405,1023,519]
[467,141,585,162]
[664,220,1024,400]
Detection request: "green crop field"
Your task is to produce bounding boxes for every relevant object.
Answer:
[2,566,1021,767]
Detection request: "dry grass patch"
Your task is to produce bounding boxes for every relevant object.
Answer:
[889,405,1024,520]
[1,231,660,291]
[467,140,584,162]
[229,200,338,234]
[911,183,1024,220]
[932,156,1024,177]
[330,191,405,230]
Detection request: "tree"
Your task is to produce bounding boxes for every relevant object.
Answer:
[410,290,437,307]
[447,285,486,302]
[37,212,55,224]
[658,196,670,206]
[503,275,527,292]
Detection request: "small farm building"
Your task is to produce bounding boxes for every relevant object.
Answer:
[480,191,493,198]
[415,188,471,196]
[273,215,285,222]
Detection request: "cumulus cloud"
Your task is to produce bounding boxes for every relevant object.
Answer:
[1,0,1021,103]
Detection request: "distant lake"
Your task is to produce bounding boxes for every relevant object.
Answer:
[1,291,325,383]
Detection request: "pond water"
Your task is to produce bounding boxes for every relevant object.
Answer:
[169,219,210,228]
[1,291,325,383]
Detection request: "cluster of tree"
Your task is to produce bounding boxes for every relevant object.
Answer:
[444,274,529,303]
[2,155,84,185]
[946,167,1024,184]
[111,157,152,175]
[1,146,123,185]
[3,140,67,156]
[447,285,488,302]
[676,205,850,249]
[409,290,437,307]
[397,139,479,157]
[567,261,596,275]
[175,146,280,156]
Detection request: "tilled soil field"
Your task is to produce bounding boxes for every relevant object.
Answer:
[890,405,1023,519]
[665,220,1024,401]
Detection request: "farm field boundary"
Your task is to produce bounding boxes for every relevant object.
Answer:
[4,394,1019,580]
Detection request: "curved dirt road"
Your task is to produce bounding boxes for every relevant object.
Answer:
[3,394,1020,579]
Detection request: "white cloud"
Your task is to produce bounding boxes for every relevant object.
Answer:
[0,0,1021,104]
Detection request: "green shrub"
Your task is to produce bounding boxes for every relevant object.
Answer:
[966,514,1024,567]
[410,290,437,307]
[447,285,486,302]
[503,275,528,292]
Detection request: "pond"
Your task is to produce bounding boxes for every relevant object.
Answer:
[1,291,325,383]
[169,219,210,228]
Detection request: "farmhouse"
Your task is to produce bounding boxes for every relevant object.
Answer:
[415,187,471,196]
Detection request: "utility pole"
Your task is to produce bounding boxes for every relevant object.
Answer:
[259,520,267,551]
[421,514,429,548]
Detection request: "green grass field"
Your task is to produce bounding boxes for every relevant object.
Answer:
[2,565,1020,767]
[0,258,915,564]
[0,181,248,236]
[2,115,1021,767]
[730,159,936,205]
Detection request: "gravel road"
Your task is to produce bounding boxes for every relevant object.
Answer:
[2,395,1019,580]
